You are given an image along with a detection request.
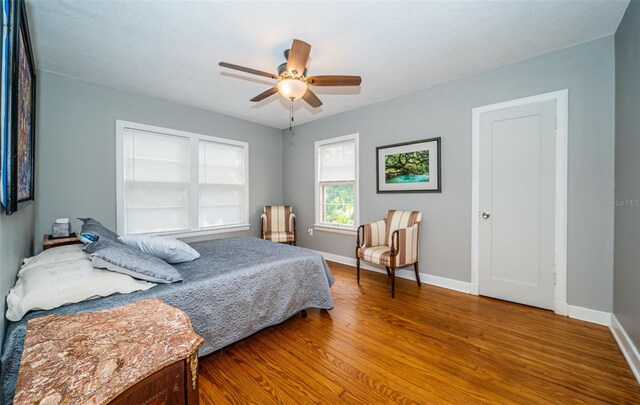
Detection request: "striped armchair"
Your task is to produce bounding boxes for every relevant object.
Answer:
[356,210,422,298]
[261,205,296,245]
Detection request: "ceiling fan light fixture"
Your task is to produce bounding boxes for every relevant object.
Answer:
[277,78,307,100]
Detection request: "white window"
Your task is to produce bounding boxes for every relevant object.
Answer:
[116,120,249,237]
[314,133,359,234]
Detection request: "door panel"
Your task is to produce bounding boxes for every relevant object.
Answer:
[479,100,556,310]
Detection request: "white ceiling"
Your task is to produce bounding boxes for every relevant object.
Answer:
[27,0,628,129]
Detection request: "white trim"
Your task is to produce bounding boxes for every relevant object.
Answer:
[311,249,472,294]
[567,305,611,326]
[610,314,640,384]
[115,120,250,236]
[471,89,569,315]
[314,133,360,231]
[313,224,357,235]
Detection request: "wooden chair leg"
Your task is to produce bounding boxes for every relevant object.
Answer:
[356,257,361,285]
[391,267,396,298]
[385,266,391,276]
[414,262,422,287]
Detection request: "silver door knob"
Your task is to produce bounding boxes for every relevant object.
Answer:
[481,211,491,219]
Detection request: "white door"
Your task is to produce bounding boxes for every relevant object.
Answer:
[478,100,556,310]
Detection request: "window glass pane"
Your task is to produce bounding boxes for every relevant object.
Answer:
[199,184,244,227]
[126,207,189,235]
[319,141,355,182]
[125,181,189,234]
[322,183,355,225]
[200,206,242,228]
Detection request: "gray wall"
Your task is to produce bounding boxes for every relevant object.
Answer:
[0,205,35,346]
[0,61,39,346]
[614,1,640,349]
[35,71,283,251]
[283,37,615,312]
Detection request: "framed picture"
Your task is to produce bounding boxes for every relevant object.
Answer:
[1,0,36,215]
[376,137,441,193]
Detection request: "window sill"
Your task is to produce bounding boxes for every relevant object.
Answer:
[132,224,251,240]
[313,224,357,236]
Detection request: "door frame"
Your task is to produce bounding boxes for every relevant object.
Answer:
[470,89,569,315]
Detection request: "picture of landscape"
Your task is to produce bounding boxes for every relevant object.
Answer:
[384,150,429,184]
[376,137,441,193]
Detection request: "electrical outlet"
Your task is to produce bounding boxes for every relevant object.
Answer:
[307,227,313,236]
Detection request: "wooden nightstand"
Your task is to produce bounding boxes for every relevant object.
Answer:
[42,233,82,250]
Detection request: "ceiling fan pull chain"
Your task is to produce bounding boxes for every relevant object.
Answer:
[289,99,294,132]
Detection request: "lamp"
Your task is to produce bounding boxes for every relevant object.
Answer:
[277,78,307,100]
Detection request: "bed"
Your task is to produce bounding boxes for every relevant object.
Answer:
[1,237,335,404]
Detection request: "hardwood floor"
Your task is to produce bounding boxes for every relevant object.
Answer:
[199,262,640,404]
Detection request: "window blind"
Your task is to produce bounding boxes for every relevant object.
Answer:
[318,141,356,182]
[198,140,245,228]
[123,129,190,234]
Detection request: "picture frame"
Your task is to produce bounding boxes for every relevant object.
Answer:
[376,137,441,193]
[1,0,36,215]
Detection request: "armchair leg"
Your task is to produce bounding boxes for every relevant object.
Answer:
[391,267,396,299]
[385,266,391,276]
[356,257,361,285]
[414,262,422,287]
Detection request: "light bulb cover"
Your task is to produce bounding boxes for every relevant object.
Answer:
[277,79,307,100]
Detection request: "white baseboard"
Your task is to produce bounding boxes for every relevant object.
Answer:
[312,250,472,294]
[610,314,640,384]
[567,305,611,326]
[469,283,479,295]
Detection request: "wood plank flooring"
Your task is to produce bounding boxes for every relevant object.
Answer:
[199,262,640,404]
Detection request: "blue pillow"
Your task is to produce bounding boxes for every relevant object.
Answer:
[118,235,200,264]
[78,218,120,244]
[87,239,183,284]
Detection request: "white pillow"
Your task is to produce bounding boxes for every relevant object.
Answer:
[118,235,200,264]
[20,244,88,276]
[6,258,156,322]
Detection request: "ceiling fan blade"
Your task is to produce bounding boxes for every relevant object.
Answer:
[287,39,311,76]
[250,86,279,102]
[219,62,278,79]
[302,89,323,108]
[306,75,362,86]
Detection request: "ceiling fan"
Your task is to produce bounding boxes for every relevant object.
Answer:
[219,39,362,109]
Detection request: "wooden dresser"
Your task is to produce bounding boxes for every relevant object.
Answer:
[110,357,198,405]
[14,299,203,405]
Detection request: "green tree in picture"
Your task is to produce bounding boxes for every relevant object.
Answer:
[385,151,429,183]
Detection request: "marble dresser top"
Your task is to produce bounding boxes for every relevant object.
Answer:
[14,299,204,405]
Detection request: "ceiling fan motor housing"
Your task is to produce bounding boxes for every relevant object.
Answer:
[278,61,307,78]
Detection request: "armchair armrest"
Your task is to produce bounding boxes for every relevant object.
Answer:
[356,225,365,249]
[391,222,420,266]
[359,219,387,248]
[288,212,296,234]
[260,213,267,237]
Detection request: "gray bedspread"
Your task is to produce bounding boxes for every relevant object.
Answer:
[0,237,334,404]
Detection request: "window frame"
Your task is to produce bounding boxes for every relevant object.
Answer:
[115,120,250,238]
[314,133,359,235]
